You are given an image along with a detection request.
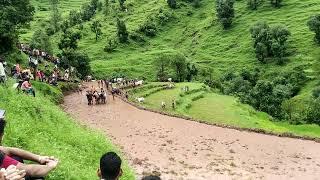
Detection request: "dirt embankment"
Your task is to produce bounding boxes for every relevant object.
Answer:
[63,84,320,180]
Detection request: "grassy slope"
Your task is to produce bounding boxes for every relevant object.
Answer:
[19,0,320,87]
[130,82,320,139]
[0,81,135,180]
[18,0,320,137]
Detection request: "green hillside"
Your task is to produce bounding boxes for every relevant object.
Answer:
[16,0,320,133]
[20,0,320,81]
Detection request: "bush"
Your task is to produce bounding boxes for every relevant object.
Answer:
[117,18,128,43]
[129,32,146,43]
[247,0,262,10]
[157,9,174,25]
[104,39,118,52]
[307,14,320,44]
[216,0,235,29]
[139,18,157,37]
[270,0,282,8]
[167,0,177,9]
[312,87,320,99]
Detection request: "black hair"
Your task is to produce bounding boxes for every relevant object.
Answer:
[141,176,161,180]
[100,152,122,180]
[0,119,6,136]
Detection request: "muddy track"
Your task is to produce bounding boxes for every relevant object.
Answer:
[63,83,320,180]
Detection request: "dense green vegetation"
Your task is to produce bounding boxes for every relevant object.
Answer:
[0,80,135,179]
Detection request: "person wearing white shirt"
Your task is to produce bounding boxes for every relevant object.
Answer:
[0,60,6,83]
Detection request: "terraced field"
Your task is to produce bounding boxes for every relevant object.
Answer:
[128,82,320,139]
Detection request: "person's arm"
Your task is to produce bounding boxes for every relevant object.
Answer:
[16,160,58,177]
[0,147,41,164]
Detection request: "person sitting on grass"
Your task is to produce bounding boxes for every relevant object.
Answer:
[0,58,6,84]
[21,79,35,97]
[0,116,59,178]
[97,152,122,180]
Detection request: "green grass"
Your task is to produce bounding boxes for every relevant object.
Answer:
[130,82,320,139]
[19,0,320,87]
[0,81,135,180]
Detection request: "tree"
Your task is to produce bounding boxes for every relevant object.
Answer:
[270,0,282,8]
[49,0,62,33]
[250,22,272,63]
[312,87,320,99]
[193,0,201,8]
[307,14,320,44]
[60,20,70,34]
[0,0,34,54]
[58,30,82,50]
[216,0,235,29]
[186,63,198,82]
[116,18,128,43]
[247,0,262,10]
[30,29,53,54]
[81,0,99,22]
[118,0,126,10]
[171,54,187,82]
[154,55,171,81]
[250,22,290,63]
[167,0,177,9]
[59,49,91,79]
[91,20,102,41]
[69,10,82,26]
[104,0,109,15]
[271,25,290,64]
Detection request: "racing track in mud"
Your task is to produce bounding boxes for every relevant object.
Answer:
[63,83,320,180]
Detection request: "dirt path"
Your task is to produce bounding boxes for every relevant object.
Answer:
[63,84,320,180]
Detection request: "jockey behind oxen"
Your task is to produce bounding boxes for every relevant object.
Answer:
[111,88,121,100]
[86,91,94,105]
[99,88,107,104]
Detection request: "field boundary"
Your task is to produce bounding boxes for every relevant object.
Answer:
[118,95,320,143]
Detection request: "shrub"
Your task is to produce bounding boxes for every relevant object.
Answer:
[312,87,320,99]
[307,14,320,44]
[216,0,235,29]
[129,32,146,43]
[117,18,128,43]
[167,0,177,9]
[139,18,157,37]
[157,9,174,25]
[270,0,282,8]
[247,0,262,10]
[104,39,117,53]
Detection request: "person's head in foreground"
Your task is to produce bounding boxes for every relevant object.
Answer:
[98,152,122,180]
[141,175,161,180]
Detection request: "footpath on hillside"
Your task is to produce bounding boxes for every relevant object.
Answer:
[63,83,320,180]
